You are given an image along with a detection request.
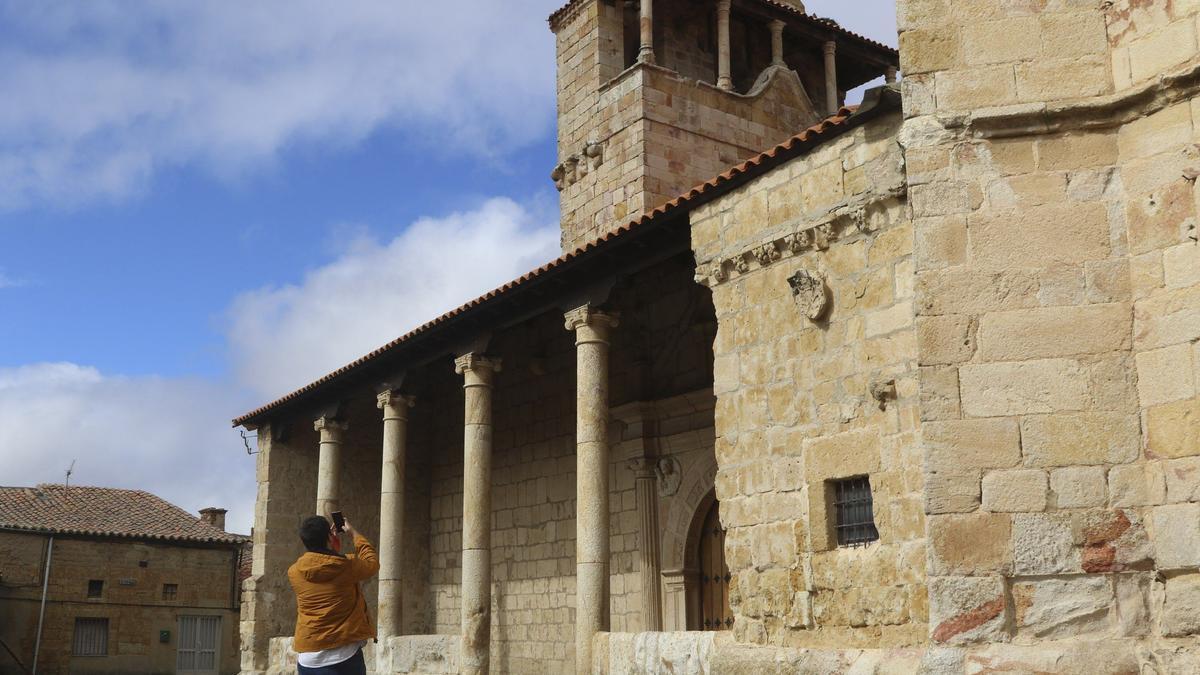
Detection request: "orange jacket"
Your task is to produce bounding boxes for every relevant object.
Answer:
[287,534,379,653]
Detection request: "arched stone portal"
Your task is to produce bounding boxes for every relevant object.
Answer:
[660,448,719,631]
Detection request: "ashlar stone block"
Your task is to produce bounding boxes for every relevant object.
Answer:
[1146,398,1200,459]
[929,513,1012,575]
[925,418,1021,471]
[1166,457,1200,503]
[1012,513,1078,575]
[928,576,1009,645]
[981,469,1048,513]
[1020,412,1140,467]
[1136,343,1196,407]
[960,360,1092,417]
[1109,462,1166,507]
[975,303,1131,362]
[1163,573,1200,637]
[1152,503,1200,569]
[1050,466,1108,509]
[1012,577,1112,640]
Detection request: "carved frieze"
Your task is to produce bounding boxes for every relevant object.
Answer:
[787,269,830,321]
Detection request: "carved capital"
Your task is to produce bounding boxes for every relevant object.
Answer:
[313,416,348,439]
[823,40,837,56]
[815,222,837,250]
[377,390,416,412]
[732,255,751,274]
[564,305,620,332]
[454,353,502,376]
[627,457,658,479]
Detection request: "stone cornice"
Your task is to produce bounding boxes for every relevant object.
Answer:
[946,60,1200,139]
[695,191,903,288]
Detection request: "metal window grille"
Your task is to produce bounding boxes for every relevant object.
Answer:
[177,615,221,673]
[86,580,103,598]
[163,583,178,600]
[72,618,108,656]
[833,476,879,547]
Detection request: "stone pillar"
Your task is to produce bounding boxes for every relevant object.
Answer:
[769,19,786,67]
[823,41,838,115]
[638,0,655,64]
[565,305,619,675]
[628,459,663,631]
[314,416,348,517]
[885,65,898,84]
[716,0,733,91]
[456,354,501,675]
[377,390,415,641]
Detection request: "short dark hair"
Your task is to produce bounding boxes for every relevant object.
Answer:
[298,516,331,551]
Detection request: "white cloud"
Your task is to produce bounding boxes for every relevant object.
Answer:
[0,1,560,210]
[0,270,25,289]
[227,196,561,400]
[0,362,258,533]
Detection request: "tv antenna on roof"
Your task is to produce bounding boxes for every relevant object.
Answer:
[64,459,76,488]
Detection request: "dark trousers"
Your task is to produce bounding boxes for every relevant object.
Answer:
[297,647,366,675]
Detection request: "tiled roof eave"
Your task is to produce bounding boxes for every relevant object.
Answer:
[233,85,901,428]
[0,523,248,546]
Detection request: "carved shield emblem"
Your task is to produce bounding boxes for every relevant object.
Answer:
[787,269,829,321]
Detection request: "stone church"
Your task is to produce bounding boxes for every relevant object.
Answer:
[234,0,1200,672]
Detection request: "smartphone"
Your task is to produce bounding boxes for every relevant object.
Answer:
[331,511,345,532]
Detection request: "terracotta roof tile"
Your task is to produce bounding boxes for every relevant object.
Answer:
[233,89,899,427]
[0,484,248,545]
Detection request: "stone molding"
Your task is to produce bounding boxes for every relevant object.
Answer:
[945,59,1200,139]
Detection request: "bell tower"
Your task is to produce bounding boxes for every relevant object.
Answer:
[548,0,899,251]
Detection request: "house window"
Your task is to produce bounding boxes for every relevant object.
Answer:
[86,580,103,598]
[832,476,879,547]
[72,618,108,656]
[163,584,178,601]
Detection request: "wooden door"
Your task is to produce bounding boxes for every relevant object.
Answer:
[698,500,732,630]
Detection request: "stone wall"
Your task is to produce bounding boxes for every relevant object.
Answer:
[691,110,925,650]
[0,530,241,675]
[899,0,1200,668]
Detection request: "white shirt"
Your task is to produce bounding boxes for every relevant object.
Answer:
[297,640,365,668]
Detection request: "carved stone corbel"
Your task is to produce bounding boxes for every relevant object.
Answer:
[550,164,566,191]
[784,230,812,254]
[585,140,605,169]
[815,223,837,250]
[870,379,897,410]
[753,242,782,266]
[787,269,830,321]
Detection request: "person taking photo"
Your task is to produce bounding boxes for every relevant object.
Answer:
[288,514,379,674]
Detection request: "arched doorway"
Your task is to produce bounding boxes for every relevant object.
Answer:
[697,499,732,630]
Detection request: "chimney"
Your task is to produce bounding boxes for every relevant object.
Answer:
[199,507,227,532]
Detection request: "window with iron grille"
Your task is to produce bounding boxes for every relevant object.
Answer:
[163,583,178,600]
[832,476,879,547]
[86,580,103,598]
[73,618,108,656]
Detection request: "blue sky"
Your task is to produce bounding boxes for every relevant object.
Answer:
[0,1,897,533]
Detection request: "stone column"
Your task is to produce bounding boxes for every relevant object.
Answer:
[716,0,733,91]
[823,40,838,115]
[456,354,501,675]
[377,390,415,641]
[628,459,663,631]
[885,65,898,84]
[565,305,619,675]
[314,416,348,517]
[638,0,655,64]
[769,19,786,67]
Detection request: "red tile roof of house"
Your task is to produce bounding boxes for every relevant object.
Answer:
[233,86,901,428]
[0,484,248,545]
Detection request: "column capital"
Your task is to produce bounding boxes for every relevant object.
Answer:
[626,457,658,479]
[715,0,731,11]
[769,18,786,32]
[377,390,416,414]
[564,305,620,332]
[314,416,348,437]
[823,40,837,56]
[454,353,502,376]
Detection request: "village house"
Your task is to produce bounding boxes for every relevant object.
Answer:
[0,485,248,675]
[235,0,1200,672]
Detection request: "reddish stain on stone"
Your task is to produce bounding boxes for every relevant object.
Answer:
[1082,510,1133,573]
[932,598,1005,643]
[1083,510,1131,546]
